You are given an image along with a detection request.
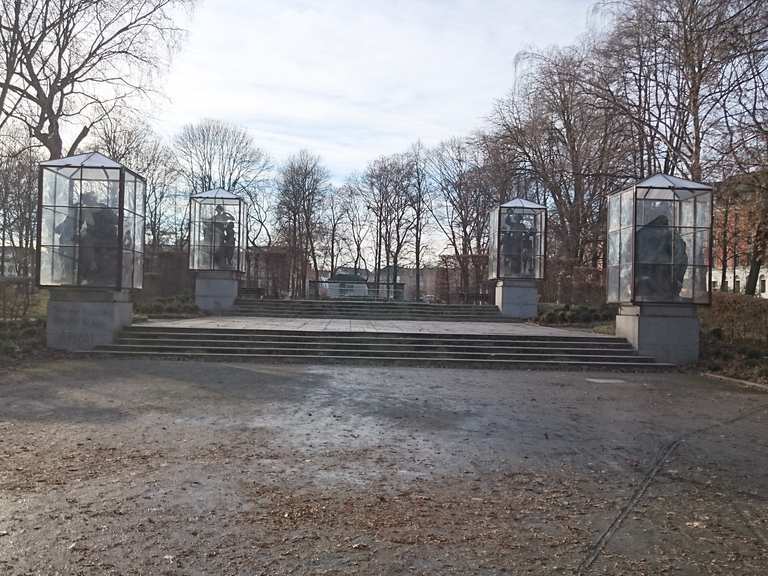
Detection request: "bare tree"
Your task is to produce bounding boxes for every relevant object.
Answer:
[428,138,495,303]
[175,118,271,260]
[588,0,768,181]
[408,141,432,301]
[0,0,192,159]
[175,119,270,195]
[340,179,370,277]
[91,115,178,250]
[320,187,350,278]
[492,46,630,300]
[362,154,415,298]
[0,131,39,279]
[274,151,329,297]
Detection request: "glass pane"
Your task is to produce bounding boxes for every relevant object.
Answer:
[619,263,633,302]
[488,210,498,280]
[79,179,119,208]
[40,246,78,286]
[134,216,145,254]
[693,266,709,303]
[636,224,673,264]
[80,207,118,246]
[621,190,634,228]
[122,212,136,251]
[43,169,76,206]
[636,265,672,301]
[135,180,146,217]
[608,231,620,266]
[678,198,694,227]
[122,250,134,288]
[694,229,709,265]
[607,265,619,302]
[134,253,144,289]
[81,167,120,182]
[679,266,695,301]
[124,179,136,213]
[42,206,79,246]
[620,228,633,267]
[79,247,118,287]
[637,199,673,227]
[677,230,693,270]
[608,194,620,232]
[696,194,711,227]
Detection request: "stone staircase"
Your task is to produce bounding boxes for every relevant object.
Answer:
[95,325,669,370]
[233,290,506,322]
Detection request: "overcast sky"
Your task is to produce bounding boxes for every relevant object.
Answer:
[157,0,595,180]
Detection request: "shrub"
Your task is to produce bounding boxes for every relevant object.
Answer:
[700,292,768,345]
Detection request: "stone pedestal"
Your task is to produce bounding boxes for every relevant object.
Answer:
[46,288,133,351]
[495,279,538,319]
[615,303,699,365]
[195,270,240,313]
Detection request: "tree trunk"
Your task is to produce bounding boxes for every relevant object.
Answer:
[720,204,729,291]
[745,255,762,296]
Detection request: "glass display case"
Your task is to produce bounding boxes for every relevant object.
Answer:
[189,189,246,272]
[37,152,145,290]
[607,174,712,305]
[488,199,546,280]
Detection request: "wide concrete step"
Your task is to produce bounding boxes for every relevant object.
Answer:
[121,326,622,344]
[120,332,634,354]
[92,349,669,370]
[99,325,667,370]
[99,342,652,362]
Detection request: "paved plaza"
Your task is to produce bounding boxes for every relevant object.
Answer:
[1,358,766,574]
[144,315,608,337]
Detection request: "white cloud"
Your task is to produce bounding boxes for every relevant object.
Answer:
[154,0,594,179]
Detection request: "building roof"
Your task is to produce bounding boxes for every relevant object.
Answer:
[330,272,368,283]
[191,188,241,200]
[500,198,546,210]
[40,151,123,169]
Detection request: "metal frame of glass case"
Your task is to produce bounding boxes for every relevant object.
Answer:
[488,199,547,281]
[36,152,146,290]
[606,174,713,306]
[188,189,246,273]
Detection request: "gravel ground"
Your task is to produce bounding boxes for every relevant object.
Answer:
[0,359,766,575]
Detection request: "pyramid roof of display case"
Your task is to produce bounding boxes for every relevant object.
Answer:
[635,174,711,191]
[500,198,545,209]
[40,151,123,169]
[192,188,241,200]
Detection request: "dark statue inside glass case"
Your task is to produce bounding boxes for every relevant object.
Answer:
[37,152,145,290]
[607,174,712,305]
[488,199,546,281]
[189,190,246,272]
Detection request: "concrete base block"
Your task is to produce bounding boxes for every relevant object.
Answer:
[46,289,133,351]
[615,304,699,365]
[195,271,240,313]
[496,279,538,319]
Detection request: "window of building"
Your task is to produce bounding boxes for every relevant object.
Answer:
[723,279,729,290]
[735,278,741,293]
[760,276,766,294]
[712,280,718,290]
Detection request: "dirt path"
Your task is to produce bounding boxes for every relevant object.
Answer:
[1,360,766,574]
